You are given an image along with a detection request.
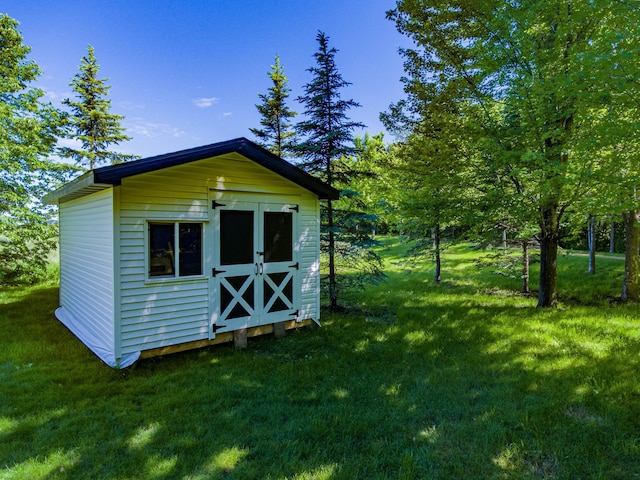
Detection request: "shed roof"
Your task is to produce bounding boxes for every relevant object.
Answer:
[44,137,340,204]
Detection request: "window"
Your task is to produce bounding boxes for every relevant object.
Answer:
[149,222,202,278]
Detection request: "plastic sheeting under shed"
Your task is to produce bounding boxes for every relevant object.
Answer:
[54,307,139,368]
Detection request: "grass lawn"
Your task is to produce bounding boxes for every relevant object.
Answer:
[1,239,639,479]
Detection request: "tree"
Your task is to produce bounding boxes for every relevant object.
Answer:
[621,211,639,301]
[350,133,399,236]
[382,88,475,282]
[564,4,640,300]
[391,135,462,282]
[249,55,297,158]
[600,21,640,302]
[323,140,384,298]
[62,45,137,169]
[295,31,370,311]
[587,215,596,275]
[387,0,639,307]
[0,14,71,284]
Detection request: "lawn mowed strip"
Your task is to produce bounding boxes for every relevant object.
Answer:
[1,240,639,479]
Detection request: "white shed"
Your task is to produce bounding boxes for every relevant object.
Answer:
[44,138,339,368]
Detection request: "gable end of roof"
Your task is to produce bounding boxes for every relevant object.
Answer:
[44,138,340,204]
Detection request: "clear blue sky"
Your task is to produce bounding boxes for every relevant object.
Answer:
[5,0,409,159]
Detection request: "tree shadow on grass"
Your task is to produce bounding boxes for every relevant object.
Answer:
[3,285,393,478]
[333,264,640,479]
[1,279,639,479]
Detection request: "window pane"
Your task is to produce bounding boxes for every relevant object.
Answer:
[179,223,202,276]
[220,210,254,265]
[264,212,292,262]
[149,223,175,277]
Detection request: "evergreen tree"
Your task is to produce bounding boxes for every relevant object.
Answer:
[249,55,297,158]
[295,31,377,311]
[62,45,137,169]
[0,14,72,284]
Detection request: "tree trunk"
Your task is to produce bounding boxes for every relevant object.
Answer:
[587,215,596,275]
[522,240,530,294]
[433,224,441,283]
[327,198,338,311]
[538,205,559,307]
[622,210,639,302]
[502,228,508,253]
[610,221,615,254]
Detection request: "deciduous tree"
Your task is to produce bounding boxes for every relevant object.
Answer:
[383,89,475,282]
[387,0,639,306]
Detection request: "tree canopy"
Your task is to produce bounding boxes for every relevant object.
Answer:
[0,14,71,284]
[385,0,640,306]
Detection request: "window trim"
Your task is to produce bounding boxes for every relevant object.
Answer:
[146,220,205,282]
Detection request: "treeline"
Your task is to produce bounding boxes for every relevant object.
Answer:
[373,1,640,307]
[250,2,640,309]
[4,3,640,314]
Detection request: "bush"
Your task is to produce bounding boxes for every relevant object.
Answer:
[0,212,58,285]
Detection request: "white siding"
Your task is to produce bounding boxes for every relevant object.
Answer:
[298,192,321,322]
[58,189,115,358]
[118,153,321,354]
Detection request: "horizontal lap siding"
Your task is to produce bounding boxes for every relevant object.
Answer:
[118,166,210,354]
[299,194,320,321]
[118,153,319,354]
[59,189,115,350]
[120,282,210,351]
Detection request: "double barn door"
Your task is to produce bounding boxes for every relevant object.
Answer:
[210,196,299,336]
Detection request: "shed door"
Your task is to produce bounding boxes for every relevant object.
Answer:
[211,199,299,335]
[260,203,298,325]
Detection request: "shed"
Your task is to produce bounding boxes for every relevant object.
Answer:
[43,138,339,368]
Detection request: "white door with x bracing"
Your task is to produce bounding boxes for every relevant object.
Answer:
[210,198,299,336]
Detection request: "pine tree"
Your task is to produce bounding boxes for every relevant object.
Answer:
[0,14,72,284]
[62,45,137,169]
[249,55,297,158]
[295,31,377,311]
[295,32,364,182]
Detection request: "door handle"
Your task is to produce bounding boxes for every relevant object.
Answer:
[259,263,264,275]
[255,263,259,275]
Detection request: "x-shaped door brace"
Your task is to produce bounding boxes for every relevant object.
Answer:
[220,275,255,320]
[263,271,294,313]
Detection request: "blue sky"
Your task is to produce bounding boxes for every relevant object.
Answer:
[5,1,409,159]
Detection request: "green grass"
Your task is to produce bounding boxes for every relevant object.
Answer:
[1,239,639,479]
